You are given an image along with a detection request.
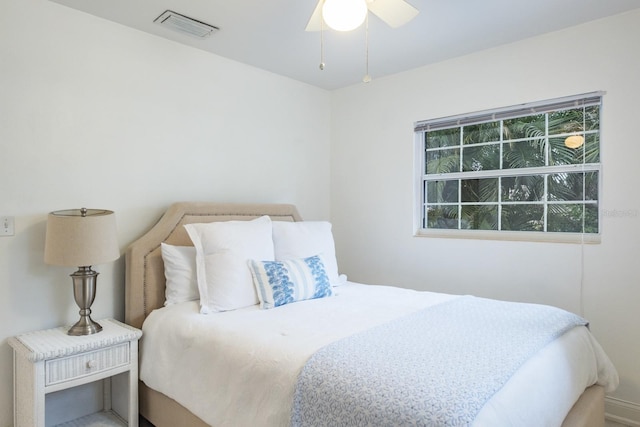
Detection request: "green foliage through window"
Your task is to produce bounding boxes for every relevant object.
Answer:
[415,93,601,236]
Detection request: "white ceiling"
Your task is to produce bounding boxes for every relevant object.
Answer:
[50,0,640,90]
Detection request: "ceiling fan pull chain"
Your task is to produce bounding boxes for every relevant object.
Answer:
[363,12,372,83]
[319,17,326,70]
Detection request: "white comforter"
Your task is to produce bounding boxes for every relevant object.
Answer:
[140,282,618,427]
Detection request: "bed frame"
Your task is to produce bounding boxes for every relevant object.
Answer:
[124,202,605,427]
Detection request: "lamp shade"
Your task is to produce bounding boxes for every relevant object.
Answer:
[44,208,119,267]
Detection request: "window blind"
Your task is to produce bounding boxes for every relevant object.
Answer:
[414,92,603,133]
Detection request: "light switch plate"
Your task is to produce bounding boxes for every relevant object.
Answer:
[1,216,15,236]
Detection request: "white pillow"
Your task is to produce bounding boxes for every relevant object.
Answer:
[248,255,334,309]
[160,243,199,306]
[184,216,274,313]
[272,221,342,286]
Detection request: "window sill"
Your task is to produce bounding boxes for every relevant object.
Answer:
[414,228,601,244]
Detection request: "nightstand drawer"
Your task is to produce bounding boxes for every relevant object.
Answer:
[45,342,130,386]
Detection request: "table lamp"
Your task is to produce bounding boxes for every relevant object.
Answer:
[44,208,119,336]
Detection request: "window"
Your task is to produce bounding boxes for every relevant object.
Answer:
[414,92,602,242]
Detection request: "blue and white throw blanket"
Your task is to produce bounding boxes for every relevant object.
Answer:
[291,296,587,427]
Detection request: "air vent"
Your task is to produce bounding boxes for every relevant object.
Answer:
[154,10,219,39]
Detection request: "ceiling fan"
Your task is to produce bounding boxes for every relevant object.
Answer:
[305,0,419,32]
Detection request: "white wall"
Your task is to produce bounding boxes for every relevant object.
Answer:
[0,1,330,425]
[330,9,640,422]
[2,0,639,425]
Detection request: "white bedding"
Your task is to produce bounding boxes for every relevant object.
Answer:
[140,282,618,427]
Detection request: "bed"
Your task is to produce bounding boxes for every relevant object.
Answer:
[125,202,618,427]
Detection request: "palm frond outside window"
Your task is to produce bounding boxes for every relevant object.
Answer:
[414,92,602,241]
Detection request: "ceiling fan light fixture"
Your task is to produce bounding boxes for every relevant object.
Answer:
[565,135,585,149]
[322,0,368,31]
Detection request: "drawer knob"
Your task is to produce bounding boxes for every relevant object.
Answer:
[86,360,97,369]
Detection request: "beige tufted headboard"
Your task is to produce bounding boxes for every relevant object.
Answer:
[124,202,302,329]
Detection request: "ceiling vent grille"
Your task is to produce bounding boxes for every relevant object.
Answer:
[154,10,219,39]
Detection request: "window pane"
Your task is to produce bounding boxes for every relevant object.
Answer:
[462,144,500,172]
[426,128,460,149]
[461,205,498,230]
[547,204,598,233]
[549,172,587,201]
[549,133,600,165]
[463,121,500,144]
[502,139,545,169]
[548,107,586,135]
[461,178,498,202]
[585,204,599,233]
[426,148,460,174]
[426,205,458,229]
[585,133,600,163]
[585,172,598,201]
[427,180,459,203]
[501,204,544,231]
[549,137,585,166]
[503,114,545,140]
[501,175,544,202]
[584,105,600,131]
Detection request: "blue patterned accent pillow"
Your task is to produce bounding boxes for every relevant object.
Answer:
[248,255,334,309]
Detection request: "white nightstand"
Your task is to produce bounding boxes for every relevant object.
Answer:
[8,319,142,427]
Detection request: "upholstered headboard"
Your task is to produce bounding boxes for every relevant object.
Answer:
[124,202,302,329]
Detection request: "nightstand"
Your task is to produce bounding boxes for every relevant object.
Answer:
[8,319,142,427]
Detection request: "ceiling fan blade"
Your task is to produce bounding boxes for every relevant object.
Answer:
[367,0,419,28]
[305,0,324,31]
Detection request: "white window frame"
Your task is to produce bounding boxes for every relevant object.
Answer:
[413,92,603,243]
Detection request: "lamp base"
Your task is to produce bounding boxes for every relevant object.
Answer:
[68,266,103,336]
[68,312,103,336]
